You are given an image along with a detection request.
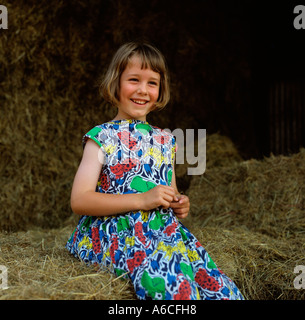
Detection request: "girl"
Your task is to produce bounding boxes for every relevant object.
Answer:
[66,41,244,300]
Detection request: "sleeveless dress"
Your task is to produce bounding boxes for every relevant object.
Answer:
[66,119,244,300]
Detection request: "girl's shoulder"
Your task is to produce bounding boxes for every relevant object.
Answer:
[84,120,123,136]
[83,120,176,145]
[82,122,114,149]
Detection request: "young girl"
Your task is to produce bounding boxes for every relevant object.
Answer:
[66,41,244,300]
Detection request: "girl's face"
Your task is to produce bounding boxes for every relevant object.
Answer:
[115,55,160,121]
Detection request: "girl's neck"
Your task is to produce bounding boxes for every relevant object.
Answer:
[111,115,148,122]
[111,118,149,123]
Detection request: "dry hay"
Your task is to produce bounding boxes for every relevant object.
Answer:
[0,1,111,231]
[182,148,305,300]
[175,132,243,192]
[205,133,243,168]
[185,148,305,237]
[0,226,137,300]
[191,226,304,300]
[1,221,304,300]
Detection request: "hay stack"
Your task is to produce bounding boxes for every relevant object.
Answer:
[0,227,137,300]
[185,148,305,236]
[175,132,243,192]
[0,2,110,231]
[205,132,243,168]
[182,148,305,299]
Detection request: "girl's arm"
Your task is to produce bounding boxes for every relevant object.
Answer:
[70,139,177,216]
[170,164,180,195]
[170,164,190,219]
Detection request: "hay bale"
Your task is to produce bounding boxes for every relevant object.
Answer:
[180,148,305,299]
[0,227,136,300]
[175,132,243,192]
[0,1,109,231]
[1,222,304,300]
[206,133,243,168]
[185,148,305,237]
[191,226,304,300]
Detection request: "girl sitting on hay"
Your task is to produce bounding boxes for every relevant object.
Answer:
[66,41,244,300]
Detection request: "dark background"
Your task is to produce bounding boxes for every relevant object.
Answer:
[251,1,305,157]
[53,0,305,159]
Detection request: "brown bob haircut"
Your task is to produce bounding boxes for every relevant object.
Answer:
[100,41,170,110]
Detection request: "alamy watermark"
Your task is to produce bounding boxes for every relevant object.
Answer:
[0,5,8,29]
[0,265,8,290]
[293,265,305,289]
[167,128,206,176]
[294,5,305,29]
[96,128,206,176]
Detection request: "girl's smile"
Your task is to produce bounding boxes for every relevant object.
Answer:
[130,99,148,105]
[114,55,160,121]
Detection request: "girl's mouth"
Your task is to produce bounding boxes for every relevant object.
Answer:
[131,99,148,105]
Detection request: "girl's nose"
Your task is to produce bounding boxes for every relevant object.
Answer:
[137,82,148,95]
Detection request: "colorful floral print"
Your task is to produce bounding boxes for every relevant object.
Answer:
[66,119,244,300]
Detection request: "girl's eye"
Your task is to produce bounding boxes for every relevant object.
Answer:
[149,81,158,86]
[129,78,138,82]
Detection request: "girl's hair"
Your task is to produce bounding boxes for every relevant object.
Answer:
[100,41,170,110]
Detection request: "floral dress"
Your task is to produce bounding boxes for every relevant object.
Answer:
[66,119,244,300]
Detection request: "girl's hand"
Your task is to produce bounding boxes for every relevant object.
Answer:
[170,194,190,219]
[140,185,178,211]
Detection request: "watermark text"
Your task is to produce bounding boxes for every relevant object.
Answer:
[96,127,206,176]
[293,5,305,29]
[0,5,8,29]
[294,265,305,289]
[0,265,8,290]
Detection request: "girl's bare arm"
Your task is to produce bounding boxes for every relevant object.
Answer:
[170,163,190,219]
